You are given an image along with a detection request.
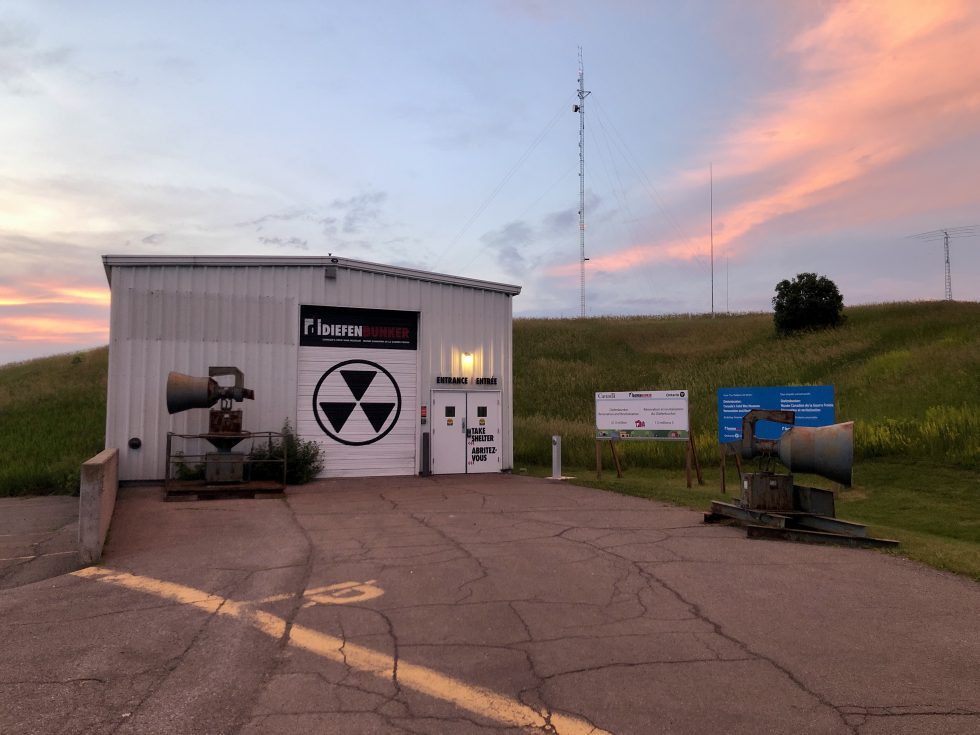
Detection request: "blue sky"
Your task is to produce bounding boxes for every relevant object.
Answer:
[2,1,979,364]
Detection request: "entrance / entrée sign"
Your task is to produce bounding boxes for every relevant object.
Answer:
[300,305,417,350]
[717,385,835,443]
[434,376,498,385]
[595,390,689,441]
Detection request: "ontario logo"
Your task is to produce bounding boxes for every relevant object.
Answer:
[312,360,402,446]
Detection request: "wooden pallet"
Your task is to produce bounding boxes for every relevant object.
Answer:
[163,480,286,502]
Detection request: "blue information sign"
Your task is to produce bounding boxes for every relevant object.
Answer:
[717,386,835,443]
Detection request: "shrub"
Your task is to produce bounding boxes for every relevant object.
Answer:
[772,272,845,334]
[249,419,324,484]
[171,451,205,481]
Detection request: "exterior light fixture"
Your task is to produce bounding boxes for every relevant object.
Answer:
[461,352,474,372]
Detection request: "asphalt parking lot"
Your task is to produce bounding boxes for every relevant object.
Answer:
[1,473,978,734]
[0,495,80,590]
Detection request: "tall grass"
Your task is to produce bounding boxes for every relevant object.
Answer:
[0,348,108,495]
[514,301,980,471]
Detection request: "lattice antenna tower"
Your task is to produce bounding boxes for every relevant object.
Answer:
[909,225,976,300]
[573,47,591,318]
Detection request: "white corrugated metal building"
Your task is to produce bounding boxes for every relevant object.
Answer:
[102,255,520,482]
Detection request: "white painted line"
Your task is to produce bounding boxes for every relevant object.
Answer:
[0,550,78,562]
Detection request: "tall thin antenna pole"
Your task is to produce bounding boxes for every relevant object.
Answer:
[944,230,952,301]
[710,163,714,317]
[575,47,591,318]
[908,225,974,300]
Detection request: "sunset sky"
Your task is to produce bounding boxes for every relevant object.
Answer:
[2,1,979,364]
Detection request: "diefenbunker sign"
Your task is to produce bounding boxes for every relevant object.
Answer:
[300,305,418,350]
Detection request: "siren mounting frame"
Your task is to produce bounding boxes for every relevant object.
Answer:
[705,409,897,547]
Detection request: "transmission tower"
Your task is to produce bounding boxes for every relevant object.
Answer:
[573,47,591,318]
[910,225,976,300]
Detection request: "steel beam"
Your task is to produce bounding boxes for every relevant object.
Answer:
[746,524,899,548]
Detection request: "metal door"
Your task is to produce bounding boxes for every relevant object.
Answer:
[466,392,501,473]
[299,348,418,477]
[430,390,467,474]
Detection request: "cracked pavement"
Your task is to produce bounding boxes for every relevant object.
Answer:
[1,474,978,734]
[0,495,81,590]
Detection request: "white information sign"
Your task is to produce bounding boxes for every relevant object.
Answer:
[596,390,689,441]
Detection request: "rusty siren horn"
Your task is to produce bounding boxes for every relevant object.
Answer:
[165,370,255,414]
[777,422,854,487]
[166,372,219,414]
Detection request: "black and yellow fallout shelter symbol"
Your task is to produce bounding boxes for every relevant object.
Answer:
[313,359,402,446]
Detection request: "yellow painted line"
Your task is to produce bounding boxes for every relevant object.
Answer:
[72,567,609,735]
[256,579,385,607]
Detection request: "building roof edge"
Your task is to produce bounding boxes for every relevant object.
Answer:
[101,254,522,295]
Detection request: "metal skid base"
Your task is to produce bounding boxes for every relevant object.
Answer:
[163,480,286,502]
[705,500,898,548]
[164,431,286,502]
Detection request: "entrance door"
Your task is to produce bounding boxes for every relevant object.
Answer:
[466,392,501,473]
[430,390,502,474]
[431,390,466,474]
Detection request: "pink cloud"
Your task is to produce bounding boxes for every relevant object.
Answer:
[0,282,110,307]
[553,0,980,277]
[0,282,110,349]
[0,315,108,343]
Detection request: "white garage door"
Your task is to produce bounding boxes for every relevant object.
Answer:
[297,305,418,477]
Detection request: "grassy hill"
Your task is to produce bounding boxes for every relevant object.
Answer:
[0,347,108,495]
[514,301,980,470]
[1,302,977,578]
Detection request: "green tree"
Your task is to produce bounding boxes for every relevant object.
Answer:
[772,272,845,334]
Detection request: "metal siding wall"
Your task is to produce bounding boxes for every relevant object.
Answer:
[106,266,297,481]
[415,280,514,471]
[105,263,515,480]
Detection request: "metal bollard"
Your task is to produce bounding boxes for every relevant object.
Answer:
[551,435,562,479]
[420,432,431,476]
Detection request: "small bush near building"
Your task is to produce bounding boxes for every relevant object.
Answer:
[772,272,845,334]
[249,420,324,484]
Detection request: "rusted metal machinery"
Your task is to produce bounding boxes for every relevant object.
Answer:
[164,367,285,500]
[704,409,897,547]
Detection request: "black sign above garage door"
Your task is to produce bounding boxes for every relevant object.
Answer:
[300,305,418,350]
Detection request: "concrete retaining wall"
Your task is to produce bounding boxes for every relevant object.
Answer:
[78,448,119,564]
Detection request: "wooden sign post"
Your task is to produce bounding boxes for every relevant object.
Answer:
[686,431,704,488]
[595,440,623,480]
[718,442,743,494]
